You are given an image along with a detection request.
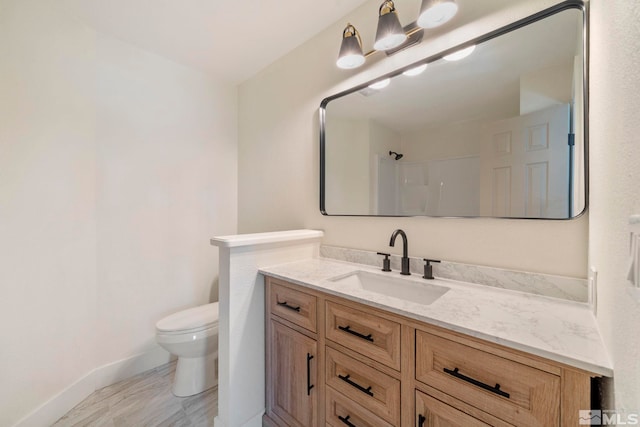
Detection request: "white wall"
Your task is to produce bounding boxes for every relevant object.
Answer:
[324,118,370,213]
[0,2,97,425]
[519,60,574,115]
[0,0,237,425]
[590,0,640,411]
[238,0,587,278]
[368,121,400,213]
[95,34,237,368]
[401,118,484,161]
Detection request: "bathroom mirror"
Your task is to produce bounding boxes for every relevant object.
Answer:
[320,3,587,219]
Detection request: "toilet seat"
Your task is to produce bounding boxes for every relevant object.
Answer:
[156,302,219,335]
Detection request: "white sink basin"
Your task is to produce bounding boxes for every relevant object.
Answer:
[329,271,449,305]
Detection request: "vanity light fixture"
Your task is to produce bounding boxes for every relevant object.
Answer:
[369,78,391,90]
[402,63,428,76]
[443,44,476,61]
[336,0,459,70]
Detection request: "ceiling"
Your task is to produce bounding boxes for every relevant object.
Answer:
[62,0,370,84]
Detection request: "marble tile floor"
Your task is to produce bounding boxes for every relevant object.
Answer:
[53,361,217,427]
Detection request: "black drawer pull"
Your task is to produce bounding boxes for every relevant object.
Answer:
[338,415,356,427]
[337,325,374,342]
[443,367,510,399]
[306,353,314,395]
[418,414,426,427]
[276,301,300,312]
[338,374,374,397]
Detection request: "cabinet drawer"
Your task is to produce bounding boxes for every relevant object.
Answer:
[326,301,401,370]
[270,280,317,333]
[416,330,560,427]
[416,390,513,427]
[326,347,400,425]
[326,387,394,427]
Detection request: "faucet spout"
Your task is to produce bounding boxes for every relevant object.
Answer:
[389,229,410,275]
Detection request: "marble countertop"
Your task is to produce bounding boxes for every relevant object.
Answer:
[259,257,613,376]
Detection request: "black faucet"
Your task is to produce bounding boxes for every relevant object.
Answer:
[389,229,410,275]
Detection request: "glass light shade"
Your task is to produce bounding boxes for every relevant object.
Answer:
[369,78,391,90]
[374,7,407,51]
[337,25,365,69]
[402,64,427,76]
[337,53,365,69]
[417,0,458,29]
[443,45,476,61]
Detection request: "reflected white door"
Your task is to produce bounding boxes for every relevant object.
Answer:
[480,104,570,218]
[427,156,480,216]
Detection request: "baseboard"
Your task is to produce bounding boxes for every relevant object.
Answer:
[12,370,95,427]
[12,347,172,427]
[93,346,172,390]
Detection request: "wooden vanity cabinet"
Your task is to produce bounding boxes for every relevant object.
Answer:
[264,276,596,427]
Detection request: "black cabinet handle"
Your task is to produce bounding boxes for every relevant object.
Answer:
[418,414,426,427]
[338,325,374,342]
[306,353,314,395]
[276,301,300,312]
[443,367,510,399]
[338,415,356,427]
[338,374,374,397]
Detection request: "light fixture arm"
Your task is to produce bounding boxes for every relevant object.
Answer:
[364,24,424,58]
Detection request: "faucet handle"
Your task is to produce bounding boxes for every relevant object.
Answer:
[422,258,441,280]
[377,252,392,272]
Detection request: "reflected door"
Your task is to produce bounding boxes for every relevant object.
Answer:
[480,104,570,218]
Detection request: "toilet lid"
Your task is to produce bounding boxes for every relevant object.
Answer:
[156,302,219,334]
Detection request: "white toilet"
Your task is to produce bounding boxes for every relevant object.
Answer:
[156,302,219,397]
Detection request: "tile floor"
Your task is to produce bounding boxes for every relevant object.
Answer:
[53,361,217,426]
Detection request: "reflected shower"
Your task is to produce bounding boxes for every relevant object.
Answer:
[389,151,403,160]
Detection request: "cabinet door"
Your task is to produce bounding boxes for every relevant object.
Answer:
[269,319,317,427]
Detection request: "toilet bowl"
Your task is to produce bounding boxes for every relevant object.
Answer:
[156,302,219,397]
